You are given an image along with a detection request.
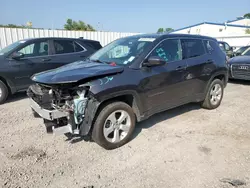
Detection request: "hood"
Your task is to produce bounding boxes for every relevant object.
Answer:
[229,56,250,64]
[32,60,124,84]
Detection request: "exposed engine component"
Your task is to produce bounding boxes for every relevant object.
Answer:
[73,90,88,125]
[28,84,89,135]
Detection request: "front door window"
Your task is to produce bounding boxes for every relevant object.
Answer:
[149,39,182,62]
[18,41,49,58]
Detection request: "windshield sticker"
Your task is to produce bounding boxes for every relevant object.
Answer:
[123,61,129,64]
[128,56,135,62]
[138,38,155,42]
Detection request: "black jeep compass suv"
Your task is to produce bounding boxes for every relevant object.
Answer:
[28,34,228,149]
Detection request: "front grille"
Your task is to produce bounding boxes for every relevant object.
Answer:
[231,64,250,80]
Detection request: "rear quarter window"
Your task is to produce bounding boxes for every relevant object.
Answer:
[203,40,214,53]
[82,41,102,50]
[205,40,226,59]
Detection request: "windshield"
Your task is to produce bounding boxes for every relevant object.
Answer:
[89,36,156,65]
[0,40,26,55]
[236,46,249,55]
[242,47,250,56]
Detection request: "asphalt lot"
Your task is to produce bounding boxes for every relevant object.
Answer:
[0,80,250,188]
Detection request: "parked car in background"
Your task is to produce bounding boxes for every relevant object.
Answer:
[228,46,250,81]
[27,34,228,149]
[0,37,102,104]
[234,45,250,56]
[218,41,235,58]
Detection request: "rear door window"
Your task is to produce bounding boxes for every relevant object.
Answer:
[181,39,205,59]
[53,40,84,54]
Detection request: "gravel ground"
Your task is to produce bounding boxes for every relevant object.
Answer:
[0,80,250,188]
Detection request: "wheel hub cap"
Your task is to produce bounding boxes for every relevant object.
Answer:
[210,84,222,105]
[103,110,131,143]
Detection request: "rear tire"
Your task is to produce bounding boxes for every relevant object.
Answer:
[92,102,135,150]
[0,80,9,105]
[201,79,224,109]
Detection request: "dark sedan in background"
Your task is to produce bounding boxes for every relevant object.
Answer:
[0,37,102,104]
[228,48,250,81]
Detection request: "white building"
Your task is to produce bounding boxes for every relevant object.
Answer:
[172,18,250,36]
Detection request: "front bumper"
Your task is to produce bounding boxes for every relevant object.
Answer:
[30,98,68,121]
[30,98,75,134]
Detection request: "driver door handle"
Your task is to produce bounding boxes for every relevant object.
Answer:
[42,58,51,62]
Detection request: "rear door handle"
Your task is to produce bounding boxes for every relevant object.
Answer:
[176,66,186,71]
[206,59,213,64]
[42,58,51,62]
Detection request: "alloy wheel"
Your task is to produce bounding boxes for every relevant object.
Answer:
[210,83,222,105]
[103,110,132,143]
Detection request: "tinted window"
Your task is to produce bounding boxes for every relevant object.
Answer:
[181,39,205,59]
[236,46,249,55]
[84,41,102,50]
[210,41,224,52]
[242,48,250,56]
[149,39,182,62]
[54,40,84,54]
[18,41,49,57]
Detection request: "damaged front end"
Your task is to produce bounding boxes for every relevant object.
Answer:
[27,83,99,136]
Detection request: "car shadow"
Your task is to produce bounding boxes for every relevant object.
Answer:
[5,92,27,104]
[66,103,201,145]
[229,79,250,86]
[131,103,201,141]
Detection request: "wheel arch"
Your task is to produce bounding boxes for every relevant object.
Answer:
[80,91,143,136]
[96,92,142,122]
[204,71,228,96]
[0,76,11,93]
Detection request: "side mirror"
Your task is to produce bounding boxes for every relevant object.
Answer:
[11,52,24,60]
[143,56,166,67]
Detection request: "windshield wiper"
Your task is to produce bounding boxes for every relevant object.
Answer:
[91,59,103,63]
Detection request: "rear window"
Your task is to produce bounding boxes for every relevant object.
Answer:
[181,39,205,59]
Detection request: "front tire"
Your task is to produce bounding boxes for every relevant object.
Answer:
[0,80,9,105]
[92,102,136,150]
[201,79,224,109]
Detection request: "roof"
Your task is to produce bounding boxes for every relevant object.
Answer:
[173,22,250,32]
[21,37,99,42]
[227,17,250,23]
[124,33,216,40]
